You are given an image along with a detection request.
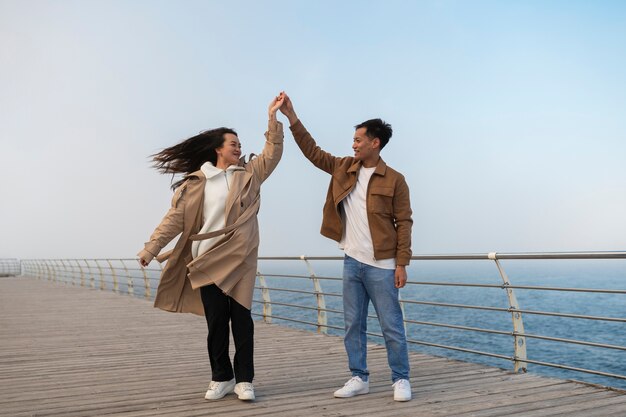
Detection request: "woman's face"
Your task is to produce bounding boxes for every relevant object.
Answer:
[216,133,242,168]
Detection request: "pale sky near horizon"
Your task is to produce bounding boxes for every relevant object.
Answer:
[1,0,625,259]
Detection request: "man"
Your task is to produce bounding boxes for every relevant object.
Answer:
[279,93,413,402]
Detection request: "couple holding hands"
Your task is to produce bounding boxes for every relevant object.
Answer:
[138,92,413,402]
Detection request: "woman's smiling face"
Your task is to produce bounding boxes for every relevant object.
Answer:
[216,133,242,168]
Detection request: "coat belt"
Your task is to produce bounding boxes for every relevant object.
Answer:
[155,196,260,263]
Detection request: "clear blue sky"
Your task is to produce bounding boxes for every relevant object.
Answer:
[1,0,625,258]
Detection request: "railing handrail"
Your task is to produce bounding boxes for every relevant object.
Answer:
[257,251,626,261]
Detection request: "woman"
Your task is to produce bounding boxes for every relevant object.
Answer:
[137,93,285,401]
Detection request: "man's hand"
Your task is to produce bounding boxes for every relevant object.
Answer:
[278,92,298,126]
[395,265,407,288]
[268,91,285,120]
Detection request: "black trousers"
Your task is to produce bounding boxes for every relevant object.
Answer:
[200,284,254,383]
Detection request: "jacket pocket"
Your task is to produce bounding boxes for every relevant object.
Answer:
[369,186,394,214]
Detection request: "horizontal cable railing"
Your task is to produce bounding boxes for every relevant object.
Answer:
[20,259,161,299]
[254,252,626,387]
[17,251,626,389]
[0,258,21,277]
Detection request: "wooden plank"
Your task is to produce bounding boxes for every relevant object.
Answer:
[515,393,626,417]
[449,391,621,417]
[0,277,624,417]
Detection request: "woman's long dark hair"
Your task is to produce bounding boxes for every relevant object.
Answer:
[151,127,237,190]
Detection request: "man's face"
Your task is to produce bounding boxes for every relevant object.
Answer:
[352,127,379,162]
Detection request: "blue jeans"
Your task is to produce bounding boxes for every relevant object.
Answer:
[342,255,410,383]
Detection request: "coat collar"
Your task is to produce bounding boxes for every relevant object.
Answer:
[347,157,387,176]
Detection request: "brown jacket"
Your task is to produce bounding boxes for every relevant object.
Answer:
[290,120,412,265]
[139,121,283,315]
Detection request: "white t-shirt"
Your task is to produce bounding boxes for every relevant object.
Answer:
[339,166,396,270]
[191,161,239,259]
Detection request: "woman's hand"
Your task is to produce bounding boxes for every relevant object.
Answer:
[268,92,285,120]
[137,249,155,267]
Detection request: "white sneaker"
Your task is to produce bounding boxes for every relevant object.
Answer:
[393,379,411,401]
[204,378,235,400]
[234,382,255,401]
[333,376,369,398]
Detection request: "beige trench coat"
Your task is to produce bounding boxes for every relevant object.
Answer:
[139,121,283,315]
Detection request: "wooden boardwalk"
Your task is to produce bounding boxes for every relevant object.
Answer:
[1,277,625,417]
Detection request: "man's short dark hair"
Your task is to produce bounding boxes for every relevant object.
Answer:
[355,118,393,149]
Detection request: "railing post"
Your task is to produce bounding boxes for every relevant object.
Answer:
[41,260,48,280]
[54,259,62,283]
[94,259,106,291]
[34,260,41,279]
[55,260,63,284]
[49,260,57,283]
[121,260,135,297]
[257,271,272,323]
[45,260,53,282]
[38,259,44,279]
[53,259,67,284]
[84,260,95,289]
[68,259,77,286]
[140,263,151,300]
[75,260,85,287]
[302,256,328,334]
[107,260,119,294]
[59,259,69,285]
[42,260,48,280]
[68,259,78,286]
[35,260,40,279]
[489,252,528,373]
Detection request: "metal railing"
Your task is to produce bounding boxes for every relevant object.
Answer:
[17,251,626,389]
[0,258,21,277]
[20,259,156,299]
[254,252,626,388]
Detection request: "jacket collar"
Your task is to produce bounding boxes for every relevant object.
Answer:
[347,157,387,176]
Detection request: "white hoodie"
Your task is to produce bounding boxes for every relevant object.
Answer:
[191,161,241,259]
